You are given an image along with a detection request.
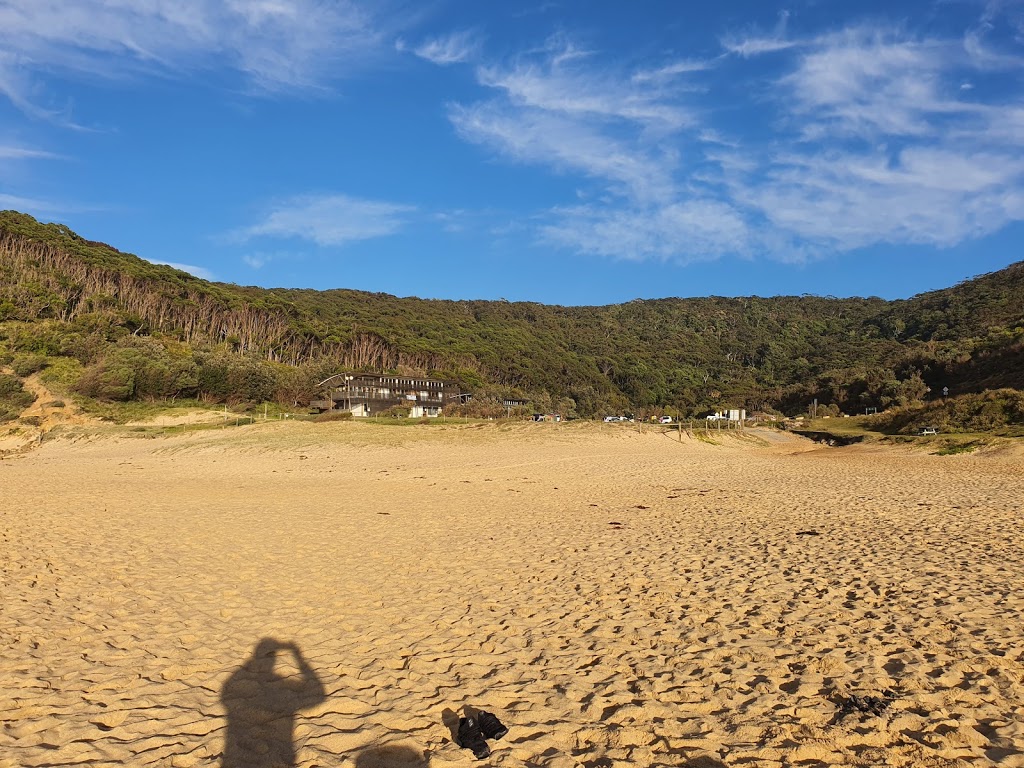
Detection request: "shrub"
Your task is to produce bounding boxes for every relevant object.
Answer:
[0,373,26,399]
[76,362,135,400]
[74,338,199,401]
[315,411,352,422]
[866,388,1024,434]
[39,357,84,391]
[3,321,67,356]
[0,373,34,423]
[12,353,47,377]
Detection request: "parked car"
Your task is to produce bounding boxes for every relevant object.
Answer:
[919,426,939,435]
[659,416,673,423]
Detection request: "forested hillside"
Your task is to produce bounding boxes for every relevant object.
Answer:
[1,210,1022,419]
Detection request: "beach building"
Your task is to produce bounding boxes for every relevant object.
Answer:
[311,374,460,417]
[707,408,747,422]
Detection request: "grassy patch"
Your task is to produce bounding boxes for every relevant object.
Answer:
[315,411,353,423]
[801,416,885,440]
[933,443,979,456]
[693,429,720,445]
[74,397,216,424]
[370,415,477,428]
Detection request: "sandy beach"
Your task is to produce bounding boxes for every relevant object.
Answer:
[2,421,1023,767]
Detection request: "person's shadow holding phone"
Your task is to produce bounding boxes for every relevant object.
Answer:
[221,638,326,768]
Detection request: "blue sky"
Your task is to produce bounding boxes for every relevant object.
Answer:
[2,0,1024,305]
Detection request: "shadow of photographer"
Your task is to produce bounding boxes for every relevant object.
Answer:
[221,638,326,768]
[354,745,430,767]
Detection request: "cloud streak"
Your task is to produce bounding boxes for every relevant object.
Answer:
[411,30,481,65]
[450,102,679,203]
[234,194,414,247]
[779,28,972,140]
[728,23,1024,251]
[731,148,1024,251]
[542,200,752,263]
[0,0,385,119]
[0,192,68,213]
[447,38,747,259]
[448,40,702,210]
[475,53,693,132]
[721,36,795,58]
[446,14,1024,264]
[0,144,60,160]
[721,9,795,58]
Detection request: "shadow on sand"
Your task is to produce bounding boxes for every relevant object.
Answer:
[221,638,326,768]
[354,745,430,767]
[221,639,431,767]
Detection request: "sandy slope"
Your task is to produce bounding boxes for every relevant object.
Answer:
[0,372,95,455]
[1,422,1022,767]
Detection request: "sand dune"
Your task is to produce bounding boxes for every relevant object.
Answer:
[0,372,93,455]
[1,422,1022,767]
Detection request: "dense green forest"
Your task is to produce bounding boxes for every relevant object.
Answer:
[2,210,1023,422]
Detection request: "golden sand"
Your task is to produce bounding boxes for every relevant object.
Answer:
[1,421,1023,767]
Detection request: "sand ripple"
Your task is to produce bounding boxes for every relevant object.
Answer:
[2,423,1023,766]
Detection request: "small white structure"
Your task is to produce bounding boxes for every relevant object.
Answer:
[411,405,441,418]
[708,409,746,422]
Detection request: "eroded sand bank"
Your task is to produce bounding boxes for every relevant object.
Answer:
[1,422,1023,767]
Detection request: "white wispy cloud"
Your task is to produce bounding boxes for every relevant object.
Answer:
[475,55,693,132]
[448,40,751,261]
[631,59,714,84]
[541,200,752,263]
[721,36,796,58]
[145,259,217,281]
[448,39,698,213]
[780,28,971,139]
[243,253,270,269]
[234,194,414,246]
[450,16,1024,264]
[730,147,1024,250]
[240,250,306,270]
[0,51,81,126]
[411,30,481,65]
[963,103,1024,144]
[731,21,1024,252]
[0,0,385,118]
[0,192,67,213]
[450,102,678,203]
[0,144,60,160]
[962,22,1019,70]
[697,129,739,148]
[721,9,795,58]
